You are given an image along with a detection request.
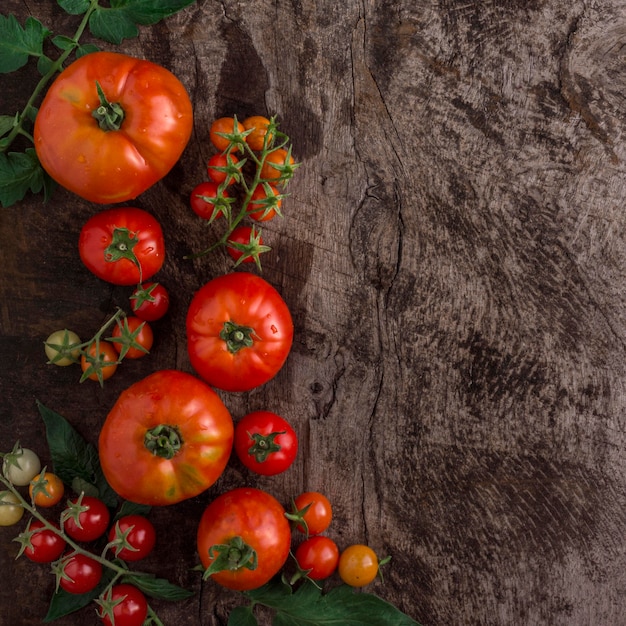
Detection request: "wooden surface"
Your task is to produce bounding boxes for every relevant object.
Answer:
[1,1,626,624]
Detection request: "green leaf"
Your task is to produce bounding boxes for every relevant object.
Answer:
[122,572,194,601]
[37,54,54,76]
[0,149,44,208]
[0,15,51,73]
[115,499,152,521]
[88,7,139,44]
[58,0,91,15]
[51,34,77,51]
[228,605,258,626]
[119,0,197,25]
[37,400,118,508]
[0,114,17,139]
[76,43,100,58]
[246,579,421,626]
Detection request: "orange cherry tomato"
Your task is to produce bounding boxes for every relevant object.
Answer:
[210,117,244,152]
[242,115,272,151]
[338,544,379,587]
[260,148,295,182]
[80,341,119,382]
[29,472,65,507]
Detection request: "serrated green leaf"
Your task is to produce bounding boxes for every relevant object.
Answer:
[122,572,194,601]
[37,400,119,508]
[58,0,91,15]
[76,43,100,58]
[0,114,17,139]
[228,605,258,626]
[0,15,51,73]
[52,34,77,51]
[0,149,44,208]
[88,8,138,44]
[119,0,197,25]
[37,54,54,76]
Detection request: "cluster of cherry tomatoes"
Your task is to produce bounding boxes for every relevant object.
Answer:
[1,444,156,626]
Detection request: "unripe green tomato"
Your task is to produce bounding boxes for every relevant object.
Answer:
[44,329,81,366]
[2,447,41,486]
[0,491,24,526]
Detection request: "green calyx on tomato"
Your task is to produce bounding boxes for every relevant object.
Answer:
[93,81,125,131]
[220,320,257,353]
[203,536,258,578]
[247,431,285,463]
[104,227,140,270]
[144,424,183,460]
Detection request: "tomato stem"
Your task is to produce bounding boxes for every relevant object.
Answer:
[92,81,126,131]
[203,536,258,578]
[219,320,257,353]
[144,425,183,459]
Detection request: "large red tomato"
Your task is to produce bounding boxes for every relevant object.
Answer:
[98,370,233,505]
[197,487,291,591]
[186,272,293,392]
[34,51,193,204]
[78,206,165,285]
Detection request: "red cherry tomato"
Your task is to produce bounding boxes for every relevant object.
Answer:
[226,225,266,265]
[59,552,103,594]
[190,181,230,220]
[62,495,111,542]
[22,519,66,563]
[248,183,281,221]
[207,152,239,185]
[292,491,333,536]
[295,536,339,580]
[234,410,298,475]
[111,316,154,359]
[130,282,170,321]
[99,584,148,626]
[107,515,156,562]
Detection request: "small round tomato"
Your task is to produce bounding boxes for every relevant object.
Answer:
[234,411,298,476]
[2,444,41,486]
[186,272,294,392]
[81,341,119,382]
[29,471,64,507]
[197,487,291,591]
[0,491,24,526]
[226,225,268,265]
[99,584,148,626]
[292,491,333,536]
[62,496,111,542]
[79,207,165,286]
[210,116,244,152]
[23,520,66,562]
[33,51,193,204]
[338,544,379,587]
[44,329,82,366]
[207,152,239,185]
[130,282,170,322]
[59,552,103,594]
[107,515,156,561]
[111,317,154,359]
[242,115,272,151]
[99,370,233,505]
[190,181,230,220]
[248,183,281,221]
[260,148,295,182]
[295,536,339,580]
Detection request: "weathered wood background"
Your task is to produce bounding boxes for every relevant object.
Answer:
[1,1,625,624]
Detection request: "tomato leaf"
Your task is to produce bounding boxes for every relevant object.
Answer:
[58,0,91,15]
[228,605,258,626]
[245,579,421,626]
[37,400,118,508]
[0,14,51,73]
[122,572,195,601]
[118,0,197,25]
[88,7,139,44]
[0,149,45,208]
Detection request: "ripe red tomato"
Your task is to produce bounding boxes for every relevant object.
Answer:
[207,152,239,185]
[80,340,119,382]
[210,116,244,152]
[33,51,193,204]
[248,183,281,221]
[99,370,233,505]
[234,410,298,475]
[130,282,170,321]
[190,181,230,220]
[23,519,66,563]
[107,515,156,561]
[99,584,148,626]
[226,225,266,265]
[197,487,291,591]
[294,536,339,580]
[79,207,165,286]
[59,552,103,594]
[186,272,294,392]
[62,495,111,542]
[292,491,333,536]
[111,316,154,359]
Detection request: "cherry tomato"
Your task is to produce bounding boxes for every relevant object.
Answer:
[292,491,333,536]
[81,340,119,382]
[62,495,111,542]
[111,316,154,359]
[33,51,193,204]
[99,370,233,505]
[338,544,379,587]
[248,183,281,221]
[59,552,103,594]
[130,282,170,322]
[2,444,41,486]
[107,515,156,561]
[79,207,165,286]
[0,491,24,526]
[242,115,272,151]
[44,329,82,366]
[98,584,148,626]
[197,487,291,591]
[186,272,294,392]
[295,536,339,580]
[22,519,66,563]
[207,152,239,185]
[210,116,244,152]
[190,181,230,220]
[226,225,266,265]
[260,148,295,182]
[234,411,298,476]
[29,471,64,507]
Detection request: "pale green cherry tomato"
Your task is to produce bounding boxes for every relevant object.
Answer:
[2,445,41,486]
[0,491,24,526]
[44,329,82,366]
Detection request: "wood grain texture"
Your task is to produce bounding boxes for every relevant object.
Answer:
[1,1,625,624]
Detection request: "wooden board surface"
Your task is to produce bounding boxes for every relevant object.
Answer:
[1,1,625,624]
